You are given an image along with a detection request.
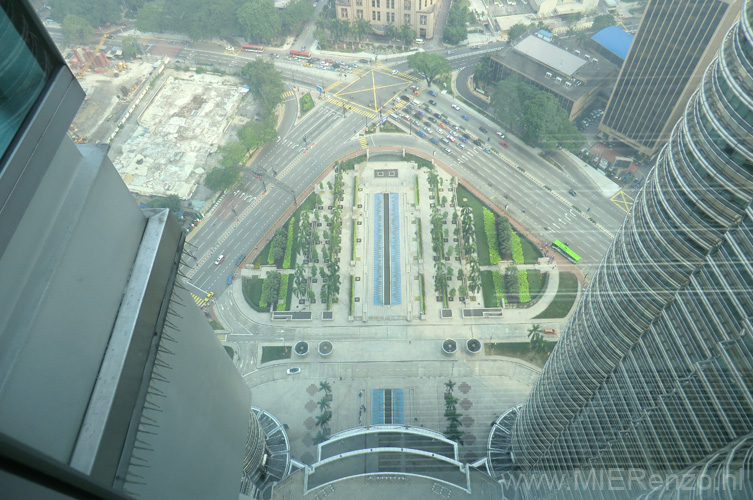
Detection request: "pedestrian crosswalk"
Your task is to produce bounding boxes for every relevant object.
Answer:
[326,96,376,118]
[359,137,368,148]
[281,90,294,98]
[191,291,214,308]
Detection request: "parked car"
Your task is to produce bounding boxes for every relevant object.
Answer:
[458,135,467,143]
[457,143,465,149]
[416,130,426,137]
[446,135,455,142]
[430,137,439,144]
[287,367,301,375]
[443,148,452,154]
[441,137,450,143]
[473,139,484,146]
[214,254,225,265]
[433,113,441,119]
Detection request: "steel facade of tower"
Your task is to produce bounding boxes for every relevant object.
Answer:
[599,0,741,156]
[512,2,753,499]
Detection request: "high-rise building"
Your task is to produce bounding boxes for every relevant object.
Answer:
[0,2,284,498]
[335,0,439,40]
[599,0,742,156]
[511,2,753,498]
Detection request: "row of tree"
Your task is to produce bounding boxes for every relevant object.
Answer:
[443,0,470,45]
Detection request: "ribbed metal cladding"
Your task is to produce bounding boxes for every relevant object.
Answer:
[242,412,266,479]
[511,3,753,497]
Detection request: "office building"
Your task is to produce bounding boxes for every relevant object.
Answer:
[511,3,753,498]
[599,0,742,156]
[489,35,620,120]
[0,2,289,498]
[335,0,440,40]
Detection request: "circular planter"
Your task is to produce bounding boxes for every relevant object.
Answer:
[318,340,333,357]
[466,338,482,354]
[294,341,309,356]
[442,339,457,355]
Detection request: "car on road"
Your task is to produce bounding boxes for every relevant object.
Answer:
[569,189,577,197]
[235,256,243,266]
[428,99,437,105]
[359,58,369,63]
[479,126,488,133]
[457,143,465,149]
[423,107,431,113]
[433,112,441,119]
[458,135,467,143]
[443,148,452,154]
[416,130,426,138]
[402,115,411,121]
[423,121,432,127]
[392,69,398,74]
[483,147,492,153]
[287,367,301,375]
[462,132,471,139]
[438,122,446,129]
[441,137,450,143]
[400,95,411,102]
[496,131,505,138]
[428,117,436,123]
[430,137,439,144]
[446,135,455,142]
[215,255,225,265]
[461,114,469,121]
[227,274,233,285]
[423,126,432,133]
[451,104,460,110]
[499,141,508,148]
[225,46,234,50]
[470,45,479,50]
[473,138,484,146]
[428,90,438,96]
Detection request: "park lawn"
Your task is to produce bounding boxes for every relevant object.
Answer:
[516,229,543,263]
[209,318,224,331]
[534,272,579,319]
[484,342,555,368]
[260,345,291,363]
[299,93,315,117]
[456,185,491,266]
[526,269,547,302]
[480,270,497,307]
[242,277,268,313]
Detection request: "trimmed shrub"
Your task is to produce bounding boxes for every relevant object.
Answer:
[510,230,524,265]
[414,175,420,205]
[496,216,513,260]
[283,217,295,269]
[279,274,289,308]
[518,270,530,303]
[483,208,501,264]
[259,280,268,308]
[492,270,505,303]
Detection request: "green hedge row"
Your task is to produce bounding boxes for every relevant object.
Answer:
[416,218,423,259]
[414,175,420,205]
[518,270,530,303]
[483,208,501,264]
[259,280,268,308]
[279,274,289,308]
[510,230,524,265]
[492,270,505,303]
[350,275,355,316]
[283,217,295,269]
[419,274,426,314]
[353,177,358,206]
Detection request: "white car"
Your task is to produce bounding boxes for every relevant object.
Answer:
[457,143,465,149]
[225,46,234,51]
[287,367,301,374]
[446,135,455,142]
[496,131,506,138]
[392,70,398,74]
[214,255,225,265]
[451,104,460,110]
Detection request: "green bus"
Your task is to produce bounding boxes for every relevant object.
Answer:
[552,240,581,263]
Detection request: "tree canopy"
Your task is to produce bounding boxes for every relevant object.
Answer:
[204,165,241,192]
[147,194,182,213]
[407,52,452,88]
[49,0,122,27]
[443,0,470,45]
[590,14,615,33]
[507,23,528,43]
[491,77,584,153]
[61,14,95,44]
[241,59,284,112]
[238,0,281,43]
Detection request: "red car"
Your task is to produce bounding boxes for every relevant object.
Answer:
[324,58,334,64]
[499,141,508,148]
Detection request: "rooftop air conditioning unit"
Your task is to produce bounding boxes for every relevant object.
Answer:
[585,54,591,60]
[545,71,552,78]
[574,49,581,55]
[564,81,572,88]
[555,76,563,83]
[592,57,599,63]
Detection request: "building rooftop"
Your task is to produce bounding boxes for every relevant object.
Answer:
[513,35,587,76]
[592,26,634,60]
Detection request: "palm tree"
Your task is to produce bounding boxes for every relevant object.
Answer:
[318,395,332,411]
[444,379,456,393]
[316,411,332,428]
[528,324,546,354]
[319,380,332,394]
[313,429,328,445]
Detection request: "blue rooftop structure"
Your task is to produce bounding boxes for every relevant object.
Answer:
[536,29,553,42]
[592,25,634,60]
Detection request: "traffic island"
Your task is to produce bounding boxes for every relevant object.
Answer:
[466,338,481,354]
[295,341,309,356]
[442,339,457,355]
[319,340,333,357]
